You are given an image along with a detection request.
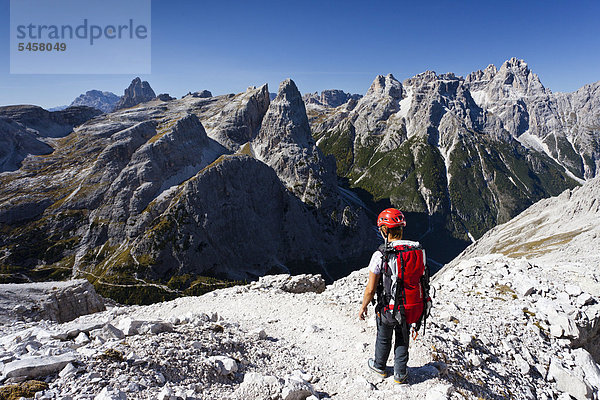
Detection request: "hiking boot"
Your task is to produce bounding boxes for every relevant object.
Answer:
[367,358,386,377]
[394,372,408,384]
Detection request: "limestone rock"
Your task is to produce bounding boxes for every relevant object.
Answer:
[572,348,600,393]
[69,90,120,113]
[0,280,105,324]
[281,374,315,400]
[203,84,269,150]
[0,118,54,172]
[156,93,175,101]
[114,77,156,110]
[2,353,76,380]
[548,358,593,400]
[234,372,283,399]
[94,387,127,400]
[208,355,238,376]
[302,89,362,108]
[194,90,212,98]
[252,274,326,294]
[0,104,101,138]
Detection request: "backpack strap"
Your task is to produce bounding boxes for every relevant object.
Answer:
[392,248,410,343]
[415,262,432,335]
[374,242,392,312]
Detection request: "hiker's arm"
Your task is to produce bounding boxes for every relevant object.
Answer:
[359,271,379,320]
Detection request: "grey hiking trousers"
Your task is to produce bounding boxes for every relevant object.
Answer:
[373,313,409,376]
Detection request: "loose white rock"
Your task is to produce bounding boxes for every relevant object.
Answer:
[208,355,238,375]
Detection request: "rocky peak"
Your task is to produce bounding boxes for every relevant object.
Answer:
[252,79,339,207]
[256,79,313,148]
[465,64,498,85]
[366,74,402,99]
[196,90,212,98]
[303,90,362,108]
[492,58,547,97]
[114,77,156,110]
[202,84,270,150]
[403,70,439,88]
[70,90,120,113]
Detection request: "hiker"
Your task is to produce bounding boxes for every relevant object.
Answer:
[358,208,431,384]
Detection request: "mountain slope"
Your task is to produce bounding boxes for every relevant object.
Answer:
[0,105,102,173]
[309,59,596,263]
[450,176,600,268]
[0,79,376,303]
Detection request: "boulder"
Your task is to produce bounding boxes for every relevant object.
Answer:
[572,348,600,393]
[234,372,283,399]
[252,274,326,294]
[282,375,315,400]
[550,315,580,339]
[2,353,76,380]
[548,358,593,400]
[90,324,125,341]
[514,278,535,296]
[565,284,583,297]
[0,280,105,324]
[115,318,144,336]
[138,321,174,335]
[208,356,238,376]
[94,387,127,400]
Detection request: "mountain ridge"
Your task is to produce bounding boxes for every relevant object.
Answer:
[0,78,377,303]
[309,57,598,263]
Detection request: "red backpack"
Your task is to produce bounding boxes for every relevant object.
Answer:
[375,241,431,336]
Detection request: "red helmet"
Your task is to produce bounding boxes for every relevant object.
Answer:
[377,208,406,228]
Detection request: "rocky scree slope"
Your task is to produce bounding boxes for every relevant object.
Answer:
[309,58,598,264]
[0,78,376,304]
[451,175,600,267]
[1,247,598,399]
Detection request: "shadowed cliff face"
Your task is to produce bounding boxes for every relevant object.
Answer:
[0,79,377,303]
[309,58,596,263]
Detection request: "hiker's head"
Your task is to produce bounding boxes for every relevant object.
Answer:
[377,208,406,241]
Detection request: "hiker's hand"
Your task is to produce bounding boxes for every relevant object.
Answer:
[359,304,368,320]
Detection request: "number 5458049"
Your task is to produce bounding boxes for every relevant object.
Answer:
[17,42,67,51]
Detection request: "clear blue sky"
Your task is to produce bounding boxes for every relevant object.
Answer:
[1,0,599,108]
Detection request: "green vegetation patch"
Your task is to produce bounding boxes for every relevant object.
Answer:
[317,125,355,175]
[495,230,586,259]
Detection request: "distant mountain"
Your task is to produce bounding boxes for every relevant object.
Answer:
[48,105,68,111]
[309,58,599,263]
[303,89,362,108]
[114,77,156,110]
[70,90,120,113]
